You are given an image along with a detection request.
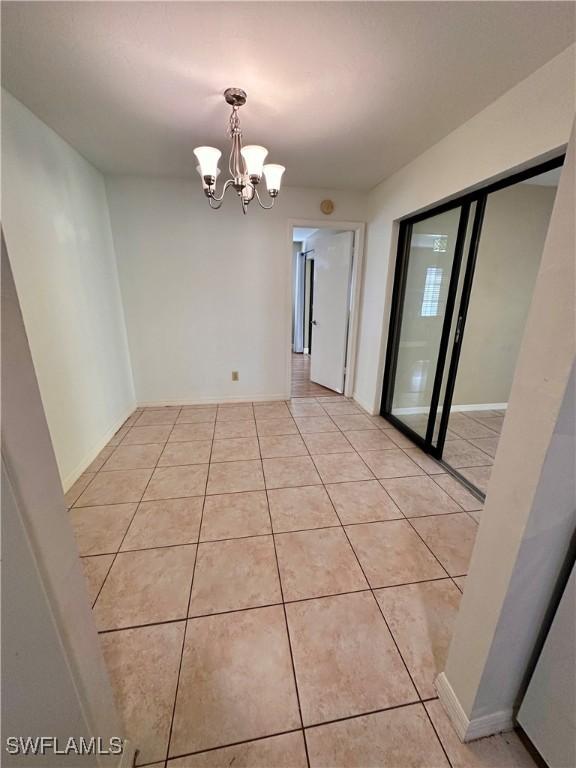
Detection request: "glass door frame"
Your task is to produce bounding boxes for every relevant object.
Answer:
[381,154,565,471]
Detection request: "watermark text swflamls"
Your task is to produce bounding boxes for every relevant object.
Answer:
[5,736,124,756]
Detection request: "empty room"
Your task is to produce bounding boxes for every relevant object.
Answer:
[2,2,575,768]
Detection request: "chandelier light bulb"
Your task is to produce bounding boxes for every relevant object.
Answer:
[193,146,221,182]
[263,164,285,195]
[240,145,268,180]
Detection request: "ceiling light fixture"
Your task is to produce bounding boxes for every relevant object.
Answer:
[194,88,285,214]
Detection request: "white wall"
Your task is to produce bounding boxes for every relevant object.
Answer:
[106,178,367,404]
[2,242,127,766]
[439,128,575,737]
[355,45,575,413]
[2,91,135,489]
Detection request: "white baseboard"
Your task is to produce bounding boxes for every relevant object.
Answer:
[453,402,508,413]
[435,672,471,741]
[137,393,290,407]
[352,394,377,415]
[393,403,508,416]
[61,404,136,492]
[435,672,514,743]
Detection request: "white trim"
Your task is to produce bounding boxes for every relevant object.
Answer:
[435,672,514,743]
[435,672,470,741]
[393,403,508,415]
[138,393,289,408]
[353,393,377,415]
[61,404,136,492]
[465,710,516,742]
[452,402,508,412]
[287,218,366,399]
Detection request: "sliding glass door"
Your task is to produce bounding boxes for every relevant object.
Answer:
[390,206,467,439]
[381,155,564,490]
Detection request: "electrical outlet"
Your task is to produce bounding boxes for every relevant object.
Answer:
[231,371,239,381]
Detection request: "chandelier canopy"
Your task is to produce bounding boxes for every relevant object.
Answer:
[194,88,285,214]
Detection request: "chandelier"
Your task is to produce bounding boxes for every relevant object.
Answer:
[194,88,285,214]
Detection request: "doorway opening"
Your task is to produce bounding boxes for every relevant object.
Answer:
[381,155,565,497]
[290,221,365,399]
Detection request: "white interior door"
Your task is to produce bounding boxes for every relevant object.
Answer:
[310,231,354,393]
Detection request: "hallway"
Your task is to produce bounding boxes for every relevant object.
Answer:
[291,353,337,398]
[66,398,534,767]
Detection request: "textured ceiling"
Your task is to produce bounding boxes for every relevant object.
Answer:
[2,2,574,190]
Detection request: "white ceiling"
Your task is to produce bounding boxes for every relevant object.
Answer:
[2,2,574,190]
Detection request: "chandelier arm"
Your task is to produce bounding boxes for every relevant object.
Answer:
[209,178,235,203]
[208,196,224,210]
[254,187,275,210]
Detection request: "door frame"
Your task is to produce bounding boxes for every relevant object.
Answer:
[380,154,565,463]
[287,219,366,399]
[304,254,315,354]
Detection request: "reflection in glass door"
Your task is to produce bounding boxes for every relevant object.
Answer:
[381,155,564,496]
[384,204,472,444]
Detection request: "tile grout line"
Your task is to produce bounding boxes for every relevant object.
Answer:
[428,473,484,515]
[166,696,448,765]
[163,404,214,766]
[80,408,148,606]
[80,411,141,606]
[295,406,448,746]
[81,399,478,762]
[302,404,458,767]
[256,420,312,768]
[388,446,477,580]
[370,423,471,610]
[297,414,461,598]
[315,445,456,767]
[96,573,465,635]
[83,408,471,604]
[90,408,182,614]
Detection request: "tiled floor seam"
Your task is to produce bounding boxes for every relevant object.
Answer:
[257,427,312,768]
[298,422,461,604]
[305,430,465,767]
[164,410,213,765]
[76,408,148,602]
[320,474,428,708]
[97,575,470,634]
[167,726,305,764]
[428,472,482,511]
[91,408,183,611]
[325,502,456,768]
[78,399,480,763]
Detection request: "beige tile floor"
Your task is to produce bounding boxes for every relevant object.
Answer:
[67,399,533,768]
[400,409,504,495]
[445,410,505,494]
